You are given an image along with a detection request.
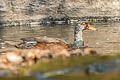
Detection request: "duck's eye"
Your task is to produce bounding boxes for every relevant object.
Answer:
[82,22,86,25]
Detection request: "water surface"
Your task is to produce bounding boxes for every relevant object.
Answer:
[0,23,120,80]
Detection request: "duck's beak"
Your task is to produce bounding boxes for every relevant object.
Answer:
[87,24,96,31]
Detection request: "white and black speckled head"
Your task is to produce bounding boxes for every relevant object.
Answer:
[76,21,88,31]
[74,21,96,48]
[74,21,88,42]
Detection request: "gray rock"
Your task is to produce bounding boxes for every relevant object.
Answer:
[0,0,7,11]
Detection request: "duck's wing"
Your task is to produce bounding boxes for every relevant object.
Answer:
[55,38,68,44]
[35,36,68,44]
[21,37,36,41]
[35,37,59,43]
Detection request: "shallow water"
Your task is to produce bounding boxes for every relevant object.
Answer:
[1,23,120,54]
[0,56,120,80]
[0,24,74,44]
[0,23,120,79]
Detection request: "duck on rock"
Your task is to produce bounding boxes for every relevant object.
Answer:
[0,21,98,69]
[15,21,97,56]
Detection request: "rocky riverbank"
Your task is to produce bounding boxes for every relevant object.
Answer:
[1,0,120,23]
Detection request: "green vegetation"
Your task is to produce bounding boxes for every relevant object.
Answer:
[0,56,120,80]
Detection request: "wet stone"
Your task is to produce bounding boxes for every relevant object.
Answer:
[87,60,120,74]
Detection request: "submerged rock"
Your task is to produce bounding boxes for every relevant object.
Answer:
[70,49,83,56]
[84,48,97,56]
[87,60,120,74]
[0,37,99,71]
[5,50,24,65]
[22,49,50,60]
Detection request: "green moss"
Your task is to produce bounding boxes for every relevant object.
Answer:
[52,72,120,80]
[1,56,120,80]
[0,76,35,80]
[30,56,118,73]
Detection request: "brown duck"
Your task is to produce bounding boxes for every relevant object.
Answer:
[15,21,96,56]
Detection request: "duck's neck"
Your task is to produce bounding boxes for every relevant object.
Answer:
[74,24,84,48]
